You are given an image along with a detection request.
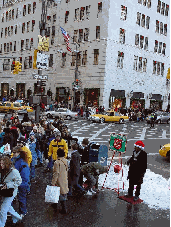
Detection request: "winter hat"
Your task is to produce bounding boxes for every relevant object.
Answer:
[134,140,145,150]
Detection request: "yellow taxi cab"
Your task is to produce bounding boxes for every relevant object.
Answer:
[20,103,33,113]
[0,102,23,112]
[89,110,129,123]
[159,143,170,159]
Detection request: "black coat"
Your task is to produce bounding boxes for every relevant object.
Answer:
[69,151,81,179]
[127,150,147,184]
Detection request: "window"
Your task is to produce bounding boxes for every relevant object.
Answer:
[66,0,70,3]
[65,11,69,23]
[141,14,145,27]
[162,43,166,55]
[75,8,79,21]
[136,12,140,25]
[16,8,18,19]
[164,24,167,36]
[53,14,56,23]
[5,27,7,37]
[140,35,144,48]
[19,57,22,69]
[143,58,147,72]
[71,52,76,66]
[22,23,25,34]
[1,28,3,38]
[52,26,55,36]
[15,25,17,34]
[51,37,54,45]
[119,28,125,44]
[157,0,161,13]
[158,42,162,53]
[138,0,142,3]
[23,5,26,16]
[165,4,169,16]
[3,59,10,71]
[12,9,14,19]
[153,61,157,74]
[4,43,6,52]
[121,5,127,20]
[135,34,139,46]
[144,37,148,50]
[49,54,53,67]
[9,10,11,20]
[28,4,31,14]
[146,16,150,29]
[7,43,9,52]
[147,0,151,8]
[157,62,160,75]
[160,22,163,34]
[46,27,50,37]
[161,2,165,15]
[6,11,8,22]
[96,26,100,40]
[29,56,32,68]
[156,20,159,33]
[30,38,33,49]
[80,7,85,20]
[33,2,36,14]
[84,28,89,41]
[21,40,24,51]
[117,51,124,69]
[82,50,87,66]
[77,52,81,66]
[32,20,35,32]
[154,40,158,52]
[61,53,66,67]
[14,41,16,51]
[143,0,146,6]
[10,42,12,52]
[73,30,78,42]
[27,21,30,33]
[78,29,83,42]
[24,57,29,69]
[86,5,91,20]
[0,44,2,54]
[8,27,10,36]
[2,13,4,22]
[138,57,142,72]
[161,63,164,75]
[93,49,99,65]
[11,26,13,35]
[26,39,29,50]
[133,56,138,71]
[47,16,51,22]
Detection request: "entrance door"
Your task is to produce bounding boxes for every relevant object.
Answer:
[16,83,25,98]
[1,83,9,98]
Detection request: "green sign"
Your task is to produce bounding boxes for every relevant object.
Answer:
[109,133,127,153]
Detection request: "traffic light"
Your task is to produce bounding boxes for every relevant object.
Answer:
[76,79,79,86]
[14,61,22,74]
[11,61,16,73]
[38,35,49,52]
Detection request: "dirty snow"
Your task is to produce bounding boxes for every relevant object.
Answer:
[98,162,170,210]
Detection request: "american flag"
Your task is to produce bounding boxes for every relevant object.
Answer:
[60,26,72,52]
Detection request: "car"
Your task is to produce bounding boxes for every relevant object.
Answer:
[0,102,23,113]
[19,103,33,113]
[43,108,78,120]
[89,110,129,123]
[159,143,170,159]
[146,112,170,124]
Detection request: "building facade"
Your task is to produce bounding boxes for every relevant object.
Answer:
[0,0,170,110]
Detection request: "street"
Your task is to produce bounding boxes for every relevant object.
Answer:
[1,112,170,227]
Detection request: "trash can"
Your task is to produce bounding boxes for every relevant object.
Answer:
[88,143,100,163]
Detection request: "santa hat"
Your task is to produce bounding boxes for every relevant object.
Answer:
[134,140,145,150]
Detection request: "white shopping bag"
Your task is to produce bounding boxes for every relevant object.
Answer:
[45,185,60,203]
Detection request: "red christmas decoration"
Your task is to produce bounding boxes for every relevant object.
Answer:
[114,139,122,150]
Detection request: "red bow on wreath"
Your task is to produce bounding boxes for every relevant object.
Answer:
[114,139,122,150]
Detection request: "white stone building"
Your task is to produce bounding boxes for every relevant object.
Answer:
[0,0,170,110]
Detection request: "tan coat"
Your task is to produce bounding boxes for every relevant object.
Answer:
[51,157,69,195]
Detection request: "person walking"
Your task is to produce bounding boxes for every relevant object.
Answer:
[0,156,22,226]
[51,148,69,214]
[68,143,85,196]
[126,140,147,201]
[11,146,30,217]
[150,113,155,128]
[27,134,37,181]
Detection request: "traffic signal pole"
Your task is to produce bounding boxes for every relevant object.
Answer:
[35,0,47,123]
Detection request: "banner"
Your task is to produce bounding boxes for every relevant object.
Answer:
[109,133,127,153]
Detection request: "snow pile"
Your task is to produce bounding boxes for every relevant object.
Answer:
[98,162,170,210]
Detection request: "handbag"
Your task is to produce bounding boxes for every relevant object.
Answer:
[0,188,14,197]
[45,185,60,203]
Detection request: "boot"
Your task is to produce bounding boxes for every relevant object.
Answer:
[60,201,67,214]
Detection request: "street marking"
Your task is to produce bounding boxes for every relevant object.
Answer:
[139,127,147,140]
[162,130,167,139]
[89,124,112,141]
[72,123,95,135]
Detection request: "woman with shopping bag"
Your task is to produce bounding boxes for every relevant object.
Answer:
[51,148,69,214]
[0,156,22,226]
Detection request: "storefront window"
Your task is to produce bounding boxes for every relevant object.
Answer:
[84,88,100,106]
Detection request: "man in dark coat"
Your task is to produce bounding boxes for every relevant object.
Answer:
[68,143,85,196]
[126,140,147,201]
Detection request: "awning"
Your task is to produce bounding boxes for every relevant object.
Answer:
[110,89,125,97]
[151,94,162,101]
[132,92,144,99]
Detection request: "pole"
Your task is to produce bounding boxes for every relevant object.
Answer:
[35,0,47,123]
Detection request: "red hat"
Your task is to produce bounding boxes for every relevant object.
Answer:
[134,140,145,150]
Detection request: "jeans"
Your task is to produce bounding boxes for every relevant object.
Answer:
[68,175,84,195]
[18,187,28,215]
[30,159,36,179]
[36,149,43,164]
[47,156,54,170]
[0,196,22,227]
